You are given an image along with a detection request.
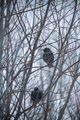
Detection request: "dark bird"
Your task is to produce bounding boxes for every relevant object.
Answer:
[43,48,54,68]
[31,87,43,103]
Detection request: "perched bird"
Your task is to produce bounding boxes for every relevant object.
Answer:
[43,48,54,68]
[31,87,43,103]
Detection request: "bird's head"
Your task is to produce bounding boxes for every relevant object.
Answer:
[34,87,39,91]
[43,48,50,53]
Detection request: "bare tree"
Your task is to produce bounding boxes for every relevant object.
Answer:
[0,0,80,120]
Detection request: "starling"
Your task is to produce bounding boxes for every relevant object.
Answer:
[31,87,43,103]
[43,48,54,68]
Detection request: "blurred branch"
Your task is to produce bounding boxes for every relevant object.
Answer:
[58,54,80,120]
[14,0,51,119]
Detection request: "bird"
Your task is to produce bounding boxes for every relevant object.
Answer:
[31,87,43,103]
[43,48,54,68]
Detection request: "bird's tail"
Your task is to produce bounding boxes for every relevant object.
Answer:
[48,63,53,68]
